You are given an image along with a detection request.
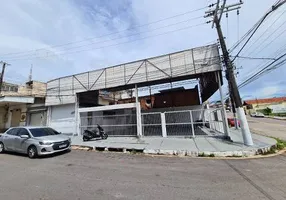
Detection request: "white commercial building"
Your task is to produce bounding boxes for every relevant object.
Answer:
[45,44,227,137]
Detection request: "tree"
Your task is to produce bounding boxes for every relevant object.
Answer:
[263,107,272,115]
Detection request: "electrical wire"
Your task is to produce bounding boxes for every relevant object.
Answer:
[229,0,285,54]
[0,6,208,58]
[230,56,275,60]
[240,9,286,56]
[3,16,205,60]
[250,23,286,56]
[6,22,207,62]
[239,57,286,89]
[238,51,286,89]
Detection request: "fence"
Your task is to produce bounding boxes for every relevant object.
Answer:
[79,106,226,137]
[141,108,225,137]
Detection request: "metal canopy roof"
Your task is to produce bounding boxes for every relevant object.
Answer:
[46,44,222,106]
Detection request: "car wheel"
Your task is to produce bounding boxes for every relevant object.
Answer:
[27,146,38,159]
[0,142,5,153]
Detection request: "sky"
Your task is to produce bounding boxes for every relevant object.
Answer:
[0,0,285,101]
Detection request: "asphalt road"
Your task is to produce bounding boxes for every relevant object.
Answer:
[1,151,286,200]
[246,116,286,140]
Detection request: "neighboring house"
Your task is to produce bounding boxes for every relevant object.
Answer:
[117,86,200,110]
[1,82,19,93]
[0,81,47,132]
[244,97,286,114]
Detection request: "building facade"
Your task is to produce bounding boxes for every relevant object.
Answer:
[0,81,47,132]
[244,97,286,114]
[45,44,227,137]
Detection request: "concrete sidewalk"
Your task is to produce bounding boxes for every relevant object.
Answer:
[71,128,277,157]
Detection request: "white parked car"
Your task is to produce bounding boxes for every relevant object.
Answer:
[250,112,265,118]
[0,127,71,158]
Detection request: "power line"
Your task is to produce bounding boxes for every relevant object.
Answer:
[231,56,275,60]
[0,6,208,58]
[233,41,286,91]
[4,15,205,61]
[239,58,286,89]
[231,1,286,62]
[229,1,285,54]
[240,9,286,56]
[6,22,207,62]
[238,51,286,88]
[250,22,286,56]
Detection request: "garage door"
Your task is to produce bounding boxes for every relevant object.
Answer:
[50,104,75,136]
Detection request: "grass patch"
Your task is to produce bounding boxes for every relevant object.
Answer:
[260,138,286,155]
[198,152,215,157]
[127,149,143,154]
[275,138,286,150]
[198,152,206,157]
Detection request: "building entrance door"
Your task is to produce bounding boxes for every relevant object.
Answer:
[11,109,21,127]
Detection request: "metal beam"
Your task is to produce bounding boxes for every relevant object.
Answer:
[73,75,88,91]
[146,60,171,78]
[126,61,145,84]
[89,69,105,90]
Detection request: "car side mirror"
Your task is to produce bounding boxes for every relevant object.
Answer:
[20,134,29,139]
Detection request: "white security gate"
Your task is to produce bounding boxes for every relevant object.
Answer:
[78,103,138,136]
[141,108,226,137]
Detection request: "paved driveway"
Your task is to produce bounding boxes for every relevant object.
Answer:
[0,151,286,200]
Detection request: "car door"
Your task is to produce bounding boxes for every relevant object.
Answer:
[14,128,30,153]
[3,129,19,151]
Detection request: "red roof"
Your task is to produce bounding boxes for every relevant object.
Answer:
[244,97,286,105]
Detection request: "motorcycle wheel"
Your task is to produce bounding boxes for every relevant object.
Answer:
[102,134,108,140]
[83,136,90,142]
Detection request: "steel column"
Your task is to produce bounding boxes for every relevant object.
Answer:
[160,113,167,137]
[190,110,195,138]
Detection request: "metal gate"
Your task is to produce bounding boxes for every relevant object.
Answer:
[78,103,137,136]
[141,108,226,137]
[142,112,162,136]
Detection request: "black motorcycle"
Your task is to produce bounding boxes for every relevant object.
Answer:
[83,125,108,141]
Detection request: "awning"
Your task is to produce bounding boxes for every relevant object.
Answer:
[0,96,34,105]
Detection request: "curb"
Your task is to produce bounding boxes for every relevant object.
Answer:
[71,144,280,158]
[265,116,286,121]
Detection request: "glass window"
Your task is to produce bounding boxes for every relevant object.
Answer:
[18,128,30,137]
[29,128,60,137]
[6,128,20,136]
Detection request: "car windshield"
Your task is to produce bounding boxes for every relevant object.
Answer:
[29,128,60,137]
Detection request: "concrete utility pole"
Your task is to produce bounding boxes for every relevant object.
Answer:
[0,61,10,94]
[205,0,254,146]
[29,64,33,82]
